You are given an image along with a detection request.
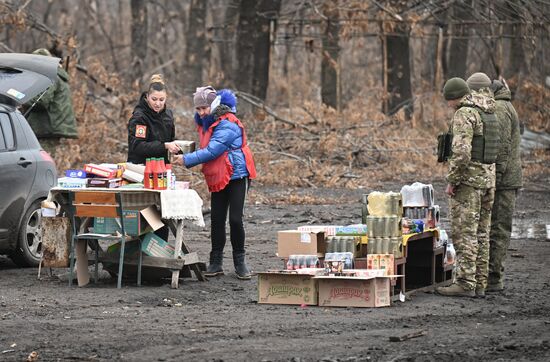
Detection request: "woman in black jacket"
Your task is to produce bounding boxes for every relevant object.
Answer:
[127,74,179,164]
[127,74,179,241]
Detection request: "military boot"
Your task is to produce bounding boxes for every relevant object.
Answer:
[486,282,504,293]
[436,283,475,297]
[233,251,252,280]
[204,251,224,277]
[475,287,486,298]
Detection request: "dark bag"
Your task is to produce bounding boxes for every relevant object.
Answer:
[437,132,453,162]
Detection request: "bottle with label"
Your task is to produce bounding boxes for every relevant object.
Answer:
[159,158,167,190]
[165,164,173,190]
[444,237,456,268]
[152,158,160,190]
[144,158,152,189]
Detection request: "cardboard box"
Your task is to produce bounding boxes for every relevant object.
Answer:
[297,225,341,236]
[367,254,379,269]
[277,230,326,258]
[57,177,87,189]
[141,232,175,258]
[378,254,395,276]
[93,205,164,236]
[84,163,118,178]
[315,276,391,308]
[87,178,122,188]
[257,272,318,305]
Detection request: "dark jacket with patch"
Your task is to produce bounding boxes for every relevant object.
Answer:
[127,93,175,164]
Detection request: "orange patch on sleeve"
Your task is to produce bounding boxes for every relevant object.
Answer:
[135,125,147,138]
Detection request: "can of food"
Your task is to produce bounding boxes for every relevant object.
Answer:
[367,216,375,238]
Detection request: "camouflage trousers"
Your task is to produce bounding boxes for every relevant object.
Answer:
[449,184,495,290]
[488,189,518,286]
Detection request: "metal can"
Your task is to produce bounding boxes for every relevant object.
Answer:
[367,216,375,238]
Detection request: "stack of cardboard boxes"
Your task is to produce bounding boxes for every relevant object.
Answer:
[258,224,397,308]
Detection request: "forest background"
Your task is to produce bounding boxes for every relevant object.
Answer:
[1,0,549,203]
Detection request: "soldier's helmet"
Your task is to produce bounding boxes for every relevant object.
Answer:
[32,48,52,57]
[466,72,491,91]
[443,77,470,100]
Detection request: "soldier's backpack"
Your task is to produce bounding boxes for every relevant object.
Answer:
[437,107,500,164]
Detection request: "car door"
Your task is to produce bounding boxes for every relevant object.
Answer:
[0,111,36,248]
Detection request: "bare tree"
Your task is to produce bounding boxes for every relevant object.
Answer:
[443,1,471,79]
[321,2,340,110]
[384,21,413,119]
[131,0,148,84]
[236,0,282,100]
[184,0,208,89]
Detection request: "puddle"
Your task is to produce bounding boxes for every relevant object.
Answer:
[511,224,550,240]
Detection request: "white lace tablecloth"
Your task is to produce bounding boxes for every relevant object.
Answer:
[158,189,204,226]
[48,187,205,227]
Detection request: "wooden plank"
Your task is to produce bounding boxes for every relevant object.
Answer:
[171,221,184,288]
[42,217,71,268]
[74,191,117,204]
[167,220,207,282]
[97,252,186,269]
[183,252,200,265]
[75,205,119,218]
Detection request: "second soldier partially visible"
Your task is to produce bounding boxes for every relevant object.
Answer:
[436,77,496,298]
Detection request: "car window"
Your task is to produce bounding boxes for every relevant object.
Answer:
[0,112,14,150]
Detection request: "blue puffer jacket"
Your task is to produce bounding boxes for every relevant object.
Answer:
[183,89,250,180]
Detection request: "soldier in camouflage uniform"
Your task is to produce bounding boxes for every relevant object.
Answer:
[436,77,496,298]
[485,79,522,292]
[25,48,78,157]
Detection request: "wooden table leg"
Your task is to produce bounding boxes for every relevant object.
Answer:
[171,221,184,288]
[167,220,207,286]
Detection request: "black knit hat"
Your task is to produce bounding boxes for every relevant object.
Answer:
[443,77,471,100]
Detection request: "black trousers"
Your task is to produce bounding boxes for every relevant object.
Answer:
[210,177,249,254]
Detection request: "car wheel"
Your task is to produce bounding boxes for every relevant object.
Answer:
[11,200,43,267]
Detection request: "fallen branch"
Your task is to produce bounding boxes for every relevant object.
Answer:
[235,90,316,134]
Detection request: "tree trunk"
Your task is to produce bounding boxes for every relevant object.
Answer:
[221,0,241,87]
[131,0,148,84]
[236,0,281,100]
[184,0,208,88]
[508,4,526,78]
[321,3,340,110]
[385,22,413,119]
[443,2,470,79]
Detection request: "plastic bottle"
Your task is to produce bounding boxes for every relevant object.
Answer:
[165,164,172,190]
[143,158,152,189]
[152,158,160,190]
[445,237,456,267]
[438,229,448,248]
[159,158,167,190]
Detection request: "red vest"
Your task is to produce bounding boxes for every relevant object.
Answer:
[198,113,257,192]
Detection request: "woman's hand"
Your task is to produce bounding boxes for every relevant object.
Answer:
[165,142,181,154]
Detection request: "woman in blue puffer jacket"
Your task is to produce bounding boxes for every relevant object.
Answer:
[173,86,256,279]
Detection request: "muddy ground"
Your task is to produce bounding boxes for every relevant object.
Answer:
[1,179,550,362]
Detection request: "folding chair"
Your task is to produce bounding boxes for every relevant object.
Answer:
[68,191,142,288]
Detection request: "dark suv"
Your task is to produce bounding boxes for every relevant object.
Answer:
[0,53,59,266]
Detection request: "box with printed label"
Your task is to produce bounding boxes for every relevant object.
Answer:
[315,276,391,308]
[93,206,164,237]
[257,272,318,305]
[277,230,326,258]
[141,232,175,258]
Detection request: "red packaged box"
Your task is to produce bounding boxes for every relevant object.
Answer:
[84,164,118,179]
